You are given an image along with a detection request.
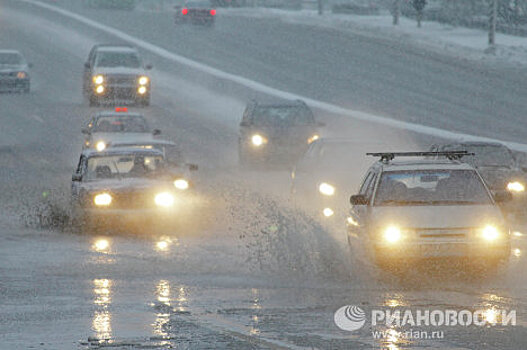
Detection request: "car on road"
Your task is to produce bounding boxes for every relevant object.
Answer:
[82,108,161,151]
[83,45,152,106]
[71,147,194,227]
[430,141,527,218]
[0,50,31,93]
[291,138,358,220]
[347,151,511,271]
[238,99,322,168]
[174,0,217,26]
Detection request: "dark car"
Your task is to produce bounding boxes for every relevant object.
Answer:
[175,0,216,26]
[430,141,527,218]
[238,99,322,168]
[292,138,361,220]
[83,45,152,106]
[0,50,31,93]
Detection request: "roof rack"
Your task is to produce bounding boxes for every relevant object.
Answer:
[367,151,474,162]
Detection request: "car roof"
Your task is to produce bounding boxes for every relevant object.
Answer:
[95,46,138,54]
[250,98,307,108]
[442,141,507,148]
[111,139,176,147]
[380,159,476,172]
[0,49,22,55]
[82,147,163,158]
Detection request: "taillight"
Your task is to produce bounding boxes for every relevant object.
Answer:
[210,9,216,16]
[182,8,188,15]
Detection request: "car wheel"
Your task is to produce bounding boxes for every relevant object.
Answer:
[138,97,150,107]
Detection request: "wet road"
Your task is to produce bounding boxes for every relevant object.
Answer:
[1,1,527,349]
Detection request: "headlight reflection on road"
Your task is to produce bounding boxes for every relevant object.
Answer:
[250,288,261,336]
[513,248,522,257]
[93,238,110,253]
[92,279,112,341]
[155,192,175,207]
[153,280,171,343]
[155,237,177,253]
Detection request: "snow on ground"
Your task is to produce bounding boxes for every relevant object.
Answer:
[221,7,527,67]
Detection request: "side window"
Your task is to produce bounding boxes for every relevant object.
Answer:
[75,156,84,174]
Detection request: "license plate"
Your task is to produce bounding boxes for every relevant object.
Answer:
[421,244,465,257]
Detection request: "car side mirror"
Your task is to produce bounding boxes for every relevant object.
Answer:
[84,62,90,69]
[72,174,82,182]
[152,129,161,136]
[81,128,90,134]
[350,194,368,205]
[145,64,153,70]
[494,191,512,203]
[188,163,199,171]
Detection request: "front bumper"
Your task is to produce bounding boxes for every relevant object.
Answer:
[91,84,150,102]
[0,78,29,92]
[374,240,510,262]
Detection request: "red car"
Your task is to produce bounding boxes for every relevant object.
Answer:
[175,0,216,27]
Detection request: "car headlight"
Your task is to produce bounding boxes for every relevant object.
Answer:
[94,193,112,206]
[138,76,149,85]
[155,192,175,207]
[17,71,26,79]
[319,182,335,196]
[93,75,104,85]
[307,134,320,144]
[322,207,334,217]
[174,179,189,190]
[507,181,524,193]
[482,225,500,241]
[95,85,105,94]
[251,134,267,147]
[137,86,147,95]
[383,226,402,243]
[95,141,106,152]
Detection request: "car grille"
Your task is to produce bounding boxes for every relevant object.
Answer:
[106,75,137,85]
[417,227,471,239]
[0,72,17,78]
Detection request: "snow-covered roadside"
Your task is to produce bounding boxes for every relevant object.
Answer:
[223,7,527,67]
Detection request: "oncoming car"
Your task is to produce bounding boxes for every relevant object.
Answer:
[347,151,511,271]
[82,109,161,151]
[238,99,322,168]
[83,45,152,106]
[175,0,217,26]
[71,148,193,227]
[291,138,359,220]
[0,50,31,93]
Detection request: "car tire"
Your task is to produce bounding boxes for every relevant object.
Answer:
[138,96,150,107]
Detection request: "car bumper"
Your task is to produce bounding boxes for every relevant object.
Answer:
[374,240,510,261]
[91,84,149,101]
[0,78,29,91]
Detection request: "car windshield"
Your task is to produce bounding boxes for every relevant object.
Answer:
[252,106,315,126]
[113,144,184,164]
[93,115,149,133]
[85,154,165,180]
[465,145,514,167]
[95,52,141,68]
[374,169,491,206]
[0,53,22,65]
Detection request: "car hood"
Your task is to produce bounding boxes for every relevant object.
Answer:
[247,125,318,142]
[91,133,155,145]
[94,67,146,75]
[369,204,504,229]
[81,178,170,193]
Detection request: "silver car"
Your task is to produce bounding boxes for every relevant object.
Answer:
[347,152,511,271]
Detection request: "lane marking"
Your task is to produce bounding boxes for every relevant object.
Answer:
[20,0,527,152]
